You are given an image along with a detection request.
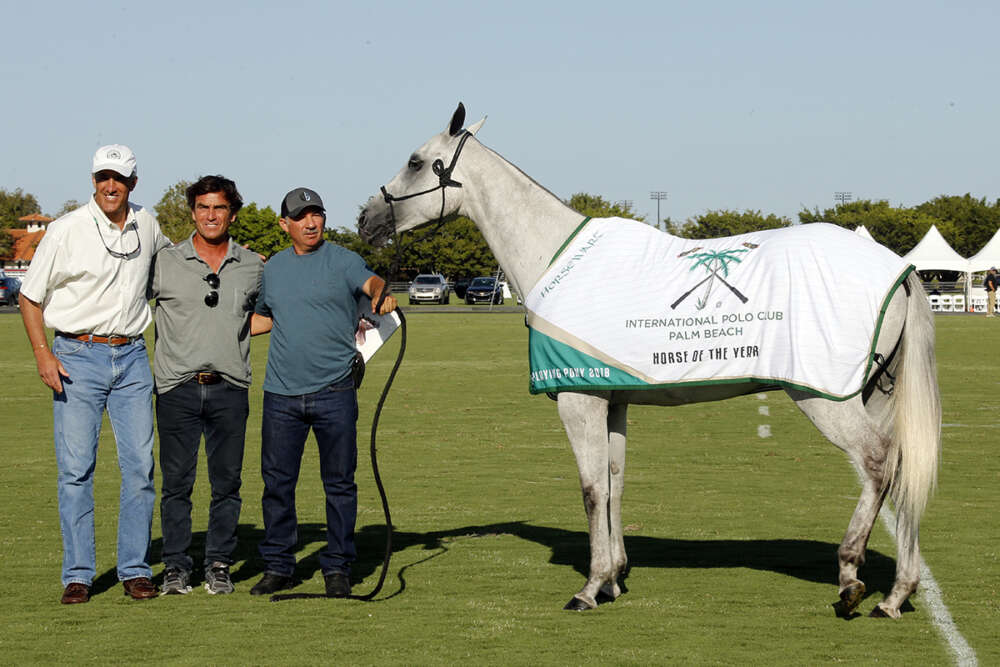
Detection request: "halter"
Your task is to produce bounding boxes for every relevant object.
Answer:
[378,130,474,256]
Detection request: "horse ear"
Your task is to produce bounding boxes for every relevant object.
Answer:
[448,102,466,136]
[466,116,487,136]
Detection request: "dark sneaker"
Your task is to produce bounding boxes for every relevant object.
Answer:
[250,572,294,596]
[204,562,234,595]
[160,567,192,595]
[324,572,351,598]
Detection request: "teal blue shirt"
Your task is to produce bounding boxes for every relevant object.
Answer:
[256,242,374,395]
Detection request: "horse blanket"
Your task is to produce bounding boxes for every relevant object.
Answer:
[524,218,913,399]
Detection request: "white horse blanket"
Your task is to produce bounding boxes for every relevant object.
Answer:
[524,218,913,399]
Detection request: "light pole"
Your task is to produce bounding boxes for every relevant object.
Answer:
[615,200,634,213]
[834,191,853,207]
[650,191,668,230]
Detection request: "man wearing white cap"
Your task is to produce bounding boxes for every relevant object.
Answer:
[19,144,172,604]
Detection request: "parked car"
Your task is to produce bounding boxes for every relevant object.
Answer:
[465,276,504,305]
[0,273,20,306]
[408,273,450,305]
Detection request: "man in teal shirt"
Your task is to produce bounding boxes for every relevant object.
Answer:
[250,187,396,598]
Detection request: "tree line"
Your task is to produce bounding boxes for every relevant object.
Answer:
[3,184,999,279]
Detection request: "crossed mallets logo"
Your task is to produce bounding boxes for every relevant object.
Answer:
[670,242,759,311]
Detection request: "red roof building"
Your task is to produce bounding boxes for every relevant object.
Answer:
[1,213,53,271]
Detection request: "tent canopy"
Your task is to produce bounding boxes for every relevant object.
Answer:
[901,224,970,273]
[968,227,1000,272]
[854,225,875,241]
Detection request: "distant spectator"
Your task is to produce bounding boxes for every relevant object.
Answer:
[985,268,998,318]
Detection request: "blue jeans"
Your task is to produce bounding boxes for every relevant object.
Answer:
[259,378,358,577]
[51,335,156,587]
[156,379,248,571]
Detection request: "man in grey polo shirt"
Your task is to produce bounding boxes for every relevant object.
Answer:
[149,174,269,595]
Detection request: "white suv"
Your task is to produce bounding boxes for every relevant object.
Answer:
[408,274,450,305]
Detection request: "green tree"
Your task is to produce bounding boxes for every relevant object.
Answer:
[798,199,943,256]
[229,203,286,258]
[154,180,193,243]
[0,187,41,226]
[670,209,791,239]
[564,193,646,222]
[0,187,42,258]
[913,194,1000,258]
[55,199,82,218]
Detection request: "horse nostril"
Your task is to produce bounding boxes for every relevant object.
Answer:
[357,210,366,225]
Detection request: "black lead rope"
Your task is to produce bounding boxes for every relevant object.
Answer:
[271,290,406,602]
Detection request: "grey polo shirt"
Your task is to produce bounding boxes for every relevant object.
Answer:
[150,235,263,394]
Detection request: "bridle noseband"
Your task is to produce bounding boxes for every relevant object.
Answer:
[378,130,474,240]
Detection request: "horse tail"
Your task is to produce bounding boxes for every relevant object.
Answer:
[885,272,941,526]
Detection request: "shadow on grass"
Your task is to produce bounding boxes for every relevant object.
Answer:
[91,520,902,612]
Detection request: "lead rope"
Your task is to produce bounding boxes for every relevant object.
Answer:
[271,288,405,602]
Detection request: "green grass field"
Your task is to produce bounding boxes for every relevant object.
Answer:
[0,310,996,664]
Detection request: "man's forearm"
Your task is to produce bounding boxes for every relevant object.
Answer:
[20,294,49,352]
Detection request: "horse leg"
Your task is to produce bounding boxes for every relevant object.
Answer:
[599,402,628,602]
[557,392,614,611]
[870,506,920,619]
[791,392,890,617]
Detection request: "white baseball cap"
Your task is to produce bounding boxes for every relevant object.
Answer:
[92,144,137,177]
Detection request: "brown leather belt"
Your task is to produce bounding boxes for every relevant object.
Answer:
[193,372,222,385]
[57,332,139,346]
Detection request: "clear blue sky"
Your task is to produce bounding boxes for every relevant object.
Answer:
[3,0,998,228]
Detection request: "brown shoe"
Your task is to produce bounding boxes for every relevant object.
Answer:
[61,582,91,604]
[122,576,158,600]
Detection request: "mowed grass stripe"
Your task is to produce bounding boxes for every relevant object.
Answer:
[0,311,994,664]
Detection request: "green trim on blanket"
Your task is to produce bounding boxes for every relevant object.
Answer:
[861,264,916,388]
[547,217,591,267]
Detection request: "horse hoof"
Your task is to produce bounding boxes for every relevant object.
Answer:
[869,605,900,619]
[563,596,594,611]
[833,582,866,618]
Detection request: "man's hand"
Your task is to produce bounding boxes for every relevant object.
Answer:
[34,347,69,393]
[374,290,398,314]
[20,294,69,393]
[363,276,398,314]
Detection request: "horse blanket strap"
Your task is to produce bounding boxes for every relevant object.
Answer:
[524,218,913,400]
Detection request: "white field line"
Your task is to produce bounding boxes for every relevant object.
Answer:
[877,509,977,666]
[756,394,770,438]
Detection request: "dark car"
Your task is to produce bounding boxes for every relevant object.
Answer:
[465,276,503,305]
[0,273,20,306]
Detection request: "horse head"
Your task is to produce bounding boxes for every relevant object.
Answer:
[358,102,486,246]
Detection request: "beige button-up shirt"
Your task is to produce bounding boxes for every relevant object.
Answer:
[20,196,171,337]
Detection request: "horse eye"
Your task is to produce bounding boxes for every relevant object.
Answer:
[408,157,424,171]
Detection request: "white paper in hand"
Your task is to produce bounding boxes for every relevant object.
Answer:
[355,294,401,363]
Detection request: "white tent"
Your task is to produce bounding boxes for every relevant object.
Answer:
[968,227,1000,272]
[902,224,972,311]
[854,225,875,241]
[901,224,970,273]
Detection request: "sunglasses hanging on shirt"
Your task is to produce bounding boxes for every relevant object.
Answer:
[93,217,141,259]
[204,272,220,307]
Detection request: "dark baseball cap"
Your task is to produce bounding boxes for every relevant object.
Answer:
[281,187,325,218]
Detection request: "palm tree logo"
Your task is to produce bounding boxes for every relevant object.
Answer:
[670,243,759,310]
